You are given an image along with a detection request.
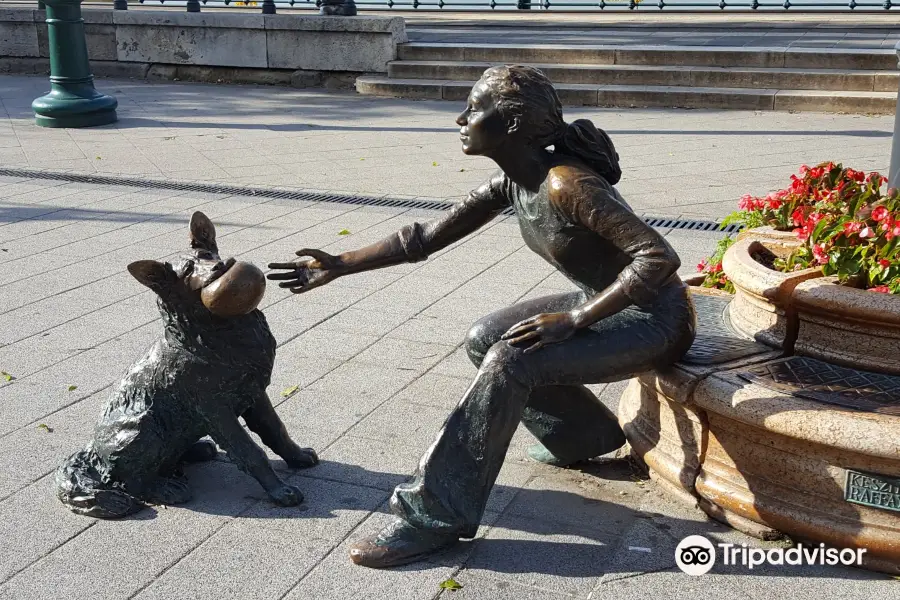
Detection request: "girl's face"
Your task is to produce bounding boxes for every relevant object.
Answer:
[456,80,509,157]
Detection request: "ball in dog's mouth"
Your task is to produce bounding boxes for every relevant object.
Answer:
[200,261,266,317]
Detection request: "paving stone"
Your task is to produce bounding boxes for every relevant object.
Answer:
[240,476,389,541]
[431,346,478,380]
[0,474,93,584]
[0,461,262,600]
[391,371,473,409]
[385,313,470,346]
[133,520,332,600]
[312,435,423,492]
[501,464,646,537]
[0,392,104,501]
[319,307,411,337]
[443,571,573,599]
[462,513,618,598]
[352,336,456,373]
[350,398,454,450]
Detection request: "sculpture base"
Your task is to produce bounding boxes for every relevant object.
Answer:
[32,87,118,128]
[618,285,900,576]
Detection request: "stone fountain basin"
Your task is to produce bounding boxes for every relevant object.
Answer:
[619,276,900,575]
[692,367,900,573]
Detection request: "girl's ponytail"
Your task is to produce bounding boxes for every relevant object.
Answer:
[556,119,622,185]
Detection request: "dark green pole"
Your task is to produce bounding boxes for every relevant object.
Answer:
[32,0,117,128]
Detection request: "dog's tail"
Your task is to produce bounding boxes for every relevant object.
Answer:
[55,449,142,519]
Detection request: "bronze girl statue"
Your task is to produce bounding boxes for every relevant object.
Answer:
[268,65,696,568]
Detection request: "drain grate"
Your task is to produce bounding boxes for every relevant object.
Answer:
[0,167,741,234]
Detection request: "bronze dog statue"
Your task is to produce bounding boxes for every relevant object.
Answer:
[56,212,317,518]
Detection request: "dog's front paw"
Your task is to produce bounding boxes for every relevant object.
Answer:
[284,447,319,469]
[269,484,304,507]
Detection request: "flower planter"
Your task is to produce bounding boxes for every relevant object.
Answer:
[722,237,823,350]
[691,365,900,574]
[793,277,900,375]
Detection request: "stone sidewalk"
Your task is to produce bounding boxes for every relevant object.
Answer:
[0,74,895,220]
[0,75,897,599]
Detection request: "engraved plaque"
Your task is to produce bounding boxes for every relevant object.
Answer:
[844,470,900,513]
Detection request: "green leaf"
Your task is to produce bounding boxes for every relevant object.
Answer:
[1,371,12,382]
[459,168,466,172]
[67,385,78,392]
[37,423,53,433]
[432,162,438,167]
[281,385,299,399]
[95,156,101,160]
[438,578,463,591]
[338,229,351,236]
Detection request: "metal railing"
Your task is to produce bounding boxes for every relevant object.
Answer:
[22,0,898,13]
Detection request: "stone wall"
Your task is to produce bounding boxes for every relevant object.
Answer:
[0,8,407,87]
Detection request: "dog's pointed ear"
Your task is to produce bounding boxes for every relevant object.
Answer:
[128,260,176,294]
[189,211,218,253]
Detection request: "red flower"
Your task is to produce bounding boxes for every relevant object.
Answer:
[844,168,864,182]
[879,259,891,269]
[812,243,829,265]
[871,286,891,294]
[791,207,808,227]
[697,259,708,273]
[709,262,723,274]
[809,167,825,179]
[806,212,826,227]
[860,226,874,239]
[798,165,809,176]
[873,206,890,222]
[765,192,782,210]
[790,175,809,196]
[843,221,863,236]
[867,172,883,186]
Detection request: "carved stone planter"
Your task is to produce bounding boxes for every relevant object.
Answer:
[793,277,900,375]
[621,233,900,576]
[692,361,900,573]
[722,237,822,350]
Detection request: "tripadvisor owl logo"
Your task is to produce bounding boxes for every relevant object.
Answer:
[675,535,716,576]
[675,535,868,575]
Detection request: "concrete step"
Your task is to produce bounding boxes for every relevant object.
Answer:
[388,61,899,93]
[355,76,898,115]
[398,43,899,71]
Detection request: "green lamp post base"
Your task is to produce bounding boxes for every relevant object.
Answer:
[33,0,118,129]
[33,86,117,129]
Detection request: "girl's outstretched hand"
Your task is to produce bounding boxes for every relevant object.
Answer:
[500,312,578,353]
[267,249,346,294]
